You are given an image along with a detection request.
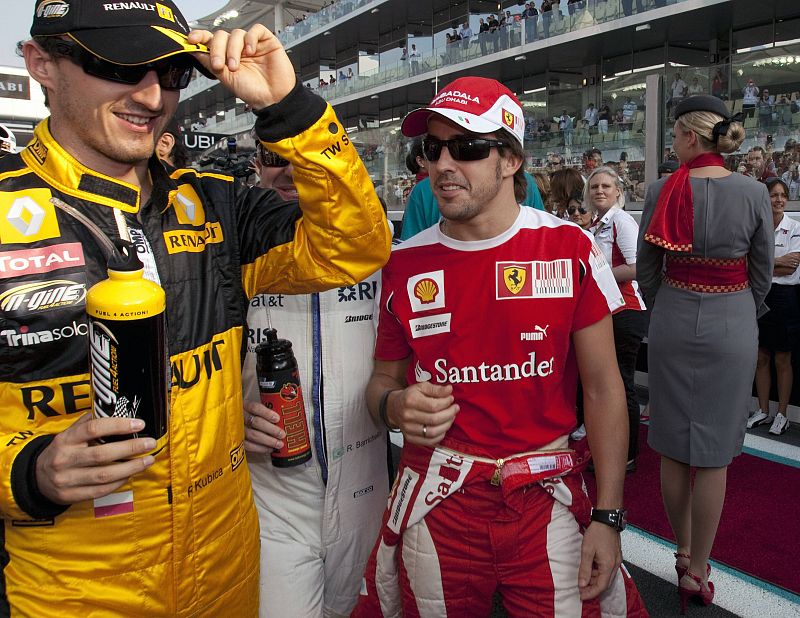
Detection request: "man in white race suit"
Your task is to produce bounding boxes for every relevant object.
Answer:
[242,142,389,618]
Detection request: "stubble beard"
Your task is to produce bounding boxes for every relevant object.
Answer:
[439,158,504,223]
[54,80,165,167]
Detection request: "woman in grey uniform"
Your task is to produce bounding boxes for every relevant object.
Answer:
[637,95,773,612]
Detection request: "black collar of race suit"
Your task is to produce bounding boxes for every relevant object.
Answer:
[20,118,177,214]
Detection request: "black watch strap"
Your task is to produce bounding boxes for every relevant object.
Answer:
[590,508,627,532]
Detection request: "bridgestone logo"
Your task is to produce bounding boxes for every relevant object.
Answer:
[415,321,447,331]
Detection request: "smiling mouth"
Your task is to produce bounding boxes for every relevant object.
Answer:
[115,113,156,128]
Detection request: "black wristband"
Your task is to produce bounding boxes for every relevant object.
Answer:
[378,389,401,433]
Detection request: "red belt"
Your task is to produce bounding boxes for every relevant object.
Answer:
[664,255,749,293]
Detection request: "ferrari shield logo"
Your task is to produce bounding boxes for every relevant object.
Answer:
[502,109,515,129]
[503,266,526,294]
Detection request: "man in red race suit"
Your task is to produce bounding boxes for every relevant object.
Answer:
[352,77,648,617]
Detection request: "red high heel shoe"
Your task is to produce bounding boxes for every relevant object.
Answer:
[679,570,715,615]
[674,553,712,582]
[674,552,690,581]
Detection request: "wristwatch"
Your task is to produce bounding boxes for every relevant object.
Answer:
[590,508,627,532]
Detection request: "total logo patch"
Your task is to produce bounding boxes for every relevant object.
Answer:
[406,270,445,312]
[0,242,84,279]
[0,189,60,244]
[0,276,86,318]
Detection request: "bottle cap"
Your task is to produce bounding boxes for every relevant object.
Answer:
[107,238,144,272]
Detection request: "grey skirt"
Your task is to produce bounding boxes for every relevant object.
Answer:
[647,284,757,467]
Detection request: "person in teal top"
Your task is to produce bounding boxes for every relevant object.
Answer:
[400,171,544,240]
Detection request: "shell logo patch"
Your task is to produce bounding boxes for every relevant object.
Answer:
[407,270,445,312]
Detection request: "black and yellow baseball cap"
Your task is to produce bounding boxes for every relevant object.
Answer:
[31,0,212,72]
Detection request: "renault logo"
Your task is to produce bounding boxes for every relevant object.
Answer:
[8,197,46,237]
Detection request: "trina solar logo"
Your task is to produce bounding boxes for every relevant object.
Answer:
[407,270,445,312]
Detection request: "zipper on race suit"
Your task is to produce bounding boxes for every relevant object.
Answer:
[491,458,505,486]
[311,293,328,485]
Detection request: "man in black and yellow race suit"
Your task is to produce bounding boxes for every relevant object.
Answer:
[0,1,390,615]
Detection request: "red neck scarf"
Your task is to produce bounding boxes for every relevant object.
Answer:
[644,152,725,252]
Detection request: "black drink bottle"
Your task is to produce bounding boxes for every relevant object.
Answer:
[256,329,312,467]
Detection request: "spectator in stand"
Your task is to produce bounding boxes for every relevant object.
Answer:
[550,167,586,219]
[329,74,336,85]
[547,152,564,171]
[585,148,604,173]
[747,146,777,182]
[488,13,501,52]
[410,43,420,75]
[598,101,612,134]
[459,22,472,54]
[711,69,725,99]
[347,67,354,79]
[749,177,800,436]
[757,88,774,130]
[742,78,760,118]
[687,77,703,96]
[622,98,637,132]
[560,110,574,146]
[478,17,489,55]
[621,0,643,17]
[540,0,554,38]
[524,2,539,42]
[338,69,347,82]
[584,102,599,128]
[669,72,687,117]
[613,108,625,130]
[782,162,800,200]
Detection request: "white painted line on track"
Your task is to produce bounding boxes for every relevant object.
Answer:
[622,527,800,617]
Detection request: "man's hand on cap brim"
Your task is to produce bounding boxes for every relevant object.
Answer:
[188,24,296,110]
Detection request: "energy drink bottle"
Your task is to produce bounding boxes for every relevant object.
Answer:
[256,329,312,467]
[86,240,169,454]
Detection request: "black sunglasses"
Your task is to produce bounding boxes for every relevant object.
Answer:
[54,39,194,91]
[422,136,508,162]
[568,206,588,215]
[257,144,290,168]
